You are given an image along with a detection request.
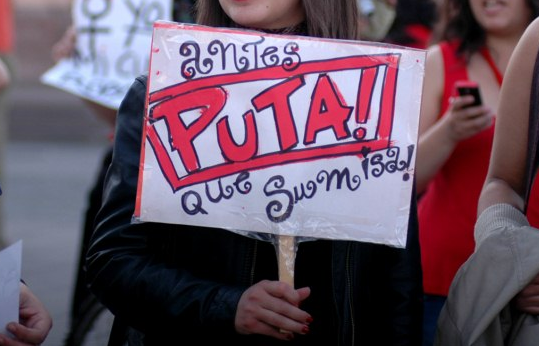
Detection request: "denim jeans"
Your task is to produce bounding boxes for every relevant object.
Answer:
[422,294,446,346]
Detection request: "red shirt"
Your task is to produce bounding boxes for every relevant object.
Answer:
[0,0,13,54]
[403,24,431,50]
[419,41,539,296]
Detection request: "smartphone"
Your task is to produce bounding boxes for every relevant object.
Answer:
[455,80,482,107]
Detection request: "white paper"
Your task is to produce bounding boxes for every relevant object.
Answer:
[40,0,172,109]
[0,240,22,336]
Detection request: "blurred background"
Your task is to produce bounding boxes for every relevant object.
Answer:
[3,0,114,345]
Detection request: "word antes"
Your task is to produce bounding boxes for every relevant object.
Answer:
[179,37,301,79]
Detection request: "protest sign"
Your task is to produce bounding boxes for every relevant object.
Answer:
[135,21,426,251]
[41,0,172,109]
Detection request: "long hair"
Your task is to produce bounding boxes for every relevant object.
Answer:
[195,0,361,40]
[384,0,437,48]
[433,0,539,58]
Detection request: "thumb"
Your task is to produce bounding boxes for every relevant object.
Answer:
[296,287,311,302]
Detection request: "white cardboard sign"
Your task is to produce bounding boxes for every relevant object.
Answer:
[135,21,426,248]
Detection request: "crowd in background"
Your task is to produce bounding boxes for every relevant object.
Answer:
[2,0,539,345]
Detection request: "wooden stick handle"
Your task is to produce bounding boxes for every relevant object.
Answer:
[278,235,296,286]
[277,235,296,335]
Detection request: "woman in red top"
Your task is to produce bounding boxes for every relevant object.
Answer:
[417,0,539,344]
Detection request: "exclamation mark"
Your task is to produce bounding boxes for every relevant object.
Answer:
[402,144,415,181]
[355,67,379,140]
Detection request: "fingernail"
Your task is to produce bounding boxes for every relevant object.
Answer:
[302,325,310,334]
[306,316,313,324]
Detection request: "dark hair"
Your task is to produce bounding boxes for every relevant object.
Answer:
[173,0,196,23]
[433,0,539,57]
[384,0,437,48]
[195,0,360,40]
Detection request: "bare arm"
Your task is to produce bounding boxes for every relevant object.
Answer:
[51,24,76,62]
[0,59,10,91]
[477,18,539,316]
[477,18,539,215]
[416,45,494,193]
[415,45,448,193]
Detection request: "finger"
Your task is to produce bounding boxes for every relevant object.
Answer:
[516,294,539,305]
[259,287,312,325]
[469,113,493,129]
[264,281,304,305]
[0,333,33,346]
[516,303,539,315]
[454,105,485,120]
[256,293,308,322]
[6,322,47,345]
[254,322,295,341]
[296,287,311,303]
[235,301,299,339]
[514,292,539,310]
[455,111,491,136]
[459,95,480,109]
[450,95,475,110]
[519,284,539,297]
[236,281,312,337]
[256,303,311,335]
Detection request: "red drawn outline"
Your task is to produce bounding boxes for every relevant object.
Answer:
[141,53,400,194]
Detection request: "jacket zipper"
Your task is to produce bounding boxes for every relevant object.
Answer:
[331,245,342,346]
[346,243,356,345]
[249,240,258,285]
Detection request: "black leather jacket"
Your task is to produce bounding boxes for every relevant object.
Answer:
[86,76,423,346]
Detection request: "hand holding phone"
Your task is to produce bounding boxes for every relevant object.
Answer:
[455,80,482,107]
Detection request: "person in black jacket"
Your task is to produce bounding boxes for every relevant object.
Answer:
[86,0,423,345]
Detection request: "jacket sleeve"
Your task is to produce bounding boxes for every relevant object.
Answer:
[435,203,539,346]
[85,76,244,336]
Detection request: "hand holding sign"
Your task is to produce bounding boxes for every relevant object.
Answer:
[235,277,312,339]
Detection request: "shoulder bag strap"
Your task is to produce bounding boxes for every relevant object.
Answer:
[524,46,539,212]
